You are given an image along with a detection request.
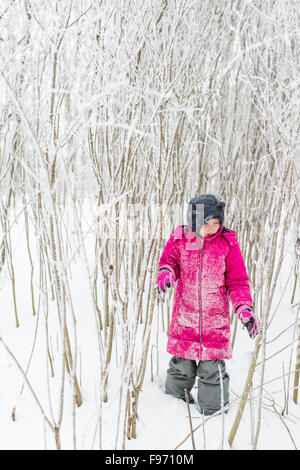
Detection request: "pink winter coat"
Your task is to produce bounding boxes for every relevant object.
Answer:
[158,224,253,361]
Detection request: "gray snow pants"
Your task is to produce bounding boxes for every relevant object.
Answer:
[165,356,229,415]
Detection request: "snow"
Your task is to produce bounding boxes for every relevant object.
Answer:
[0,0,299,452]
[0,212,299,450]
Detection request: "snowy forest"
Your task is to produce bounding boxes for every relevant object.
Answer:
[0,0,299,450]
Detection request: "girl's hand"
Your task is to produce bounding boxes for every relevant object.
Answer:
[157,269,175,294]
[236,305,260,339]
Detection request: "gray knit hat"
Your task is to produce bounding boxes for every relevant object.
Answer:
[187,194,226,235]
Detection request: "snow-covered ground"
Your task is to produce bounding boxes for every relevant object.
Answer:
[1,313,299,450]
[0,214,299,450]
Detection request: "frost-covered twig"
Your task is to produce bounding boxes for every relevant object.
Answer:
[184,388,196,450]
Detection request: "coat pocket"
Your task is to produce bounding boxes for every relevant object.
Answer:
[177,312,199,329]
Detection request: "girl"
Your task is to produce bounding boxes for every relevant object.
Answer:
[156,194,259,415]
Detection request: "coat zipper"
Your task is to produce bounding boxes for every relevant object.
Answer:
[198,244,203,360]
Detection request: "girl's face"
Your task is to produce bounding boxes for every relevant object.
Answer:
[199,219,220,237]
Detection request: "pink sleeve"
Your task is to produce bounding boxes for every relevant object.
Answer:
[158,235,180,282]
[225,242,253,312]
